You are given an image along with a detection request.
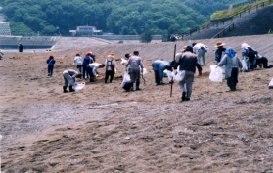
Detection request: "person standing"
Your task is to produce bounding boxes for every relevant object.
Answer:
[19,43,24,52]
[192,42,208,65]
[46,55,56,76]
[105,54,116,83]
[175,46,202,102]
[82,52,94,79]
[63,69,81,93]
[218,48,243,91]
[74,53,83,77]
[152,60,172,85]
[127,51,144,91]
[214,42,226,63]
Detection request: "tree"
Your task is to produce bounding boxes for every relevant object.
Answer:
[140,30,152,43]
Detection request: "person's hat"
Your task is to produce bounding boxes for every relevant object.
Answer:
[241,43,250,49]
[215,42,225,47]
[185,45,193,53]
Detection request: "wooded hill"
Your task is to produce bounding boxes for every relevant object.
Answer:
[1,0,245,36]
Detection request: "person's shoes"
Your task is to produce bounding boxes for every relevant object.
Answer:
[184,97,190,101]
[181,92,186,101]
[229,87,236,91]
[68,86,75,92]
[135,88,141,91]
[63,86,68,93]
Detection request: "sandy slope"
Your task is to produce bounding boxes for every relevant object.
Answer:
[0,35,273,173]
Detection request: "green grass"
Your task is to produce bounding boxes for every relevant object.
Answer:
[211,0,273,21]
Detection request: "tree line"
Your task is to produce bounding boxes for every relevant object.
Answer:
[1,0,240,36]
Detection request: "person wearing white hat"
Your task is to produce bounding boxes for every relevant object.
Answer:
[214,42,226,63]
[105,54,116,83]
[241,43,257,71]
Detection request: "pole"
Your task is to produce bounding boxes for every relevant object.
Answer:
[170,44,176,97]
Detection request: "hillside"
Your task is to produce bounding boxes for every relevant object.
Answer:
[1,0,239,36]
[181,3,273,40]
[1,34,273,172]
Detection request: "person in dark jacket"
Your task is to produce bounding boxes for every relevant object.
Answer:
[19,43,24,52]
[175,46,202,102]
[152,60,172,85]
[63,69,81,93]
[214,42,226,63]
[46,55,56,76]
[105,54,116,83]
[86,63,105,82]
[82,52,94,79]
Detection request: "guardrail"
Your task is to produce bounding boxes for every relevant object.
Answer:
[211,22,235,38]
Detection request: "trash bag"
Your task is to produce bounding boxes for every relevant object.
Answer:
[142,68,147,75]
[209,65,223,82]
[72,82,85,91]
[241,59,248,72]
[174,70,185,81]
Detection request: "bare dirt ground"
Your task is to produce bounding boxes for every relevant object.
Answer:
[1,35,273,173]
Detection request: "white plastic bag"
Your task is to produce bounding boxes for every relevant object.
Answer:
[72,82,86,91]
[142,68,147,75]
[163,69,175,82]
[209,65,223,82]
[174,70,185,81]
[121,71,131,87]
[241,59,248,72]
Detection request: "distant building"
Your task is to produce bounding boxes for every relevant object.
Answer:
[0,22,11,35]
[69,25,102,36]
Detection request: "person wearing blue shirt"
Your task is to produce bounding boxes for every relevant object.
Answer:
[152,60,172,85]
[46,55,56,76]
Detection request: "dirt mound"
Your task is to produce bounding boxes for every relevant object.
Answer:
[1,35,273,172]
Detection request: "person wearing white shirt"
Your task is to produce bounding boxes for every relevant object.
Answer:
[73,53,83,77]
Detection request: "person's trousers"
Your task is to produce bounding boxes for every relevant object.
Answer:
[63,73,75,87]
[48,65,54,76]
[76,65,82,77]
[197,49,206,65]
[179,71,194,98]
[227,68,239,90]
[129,68,141,89]
[82,65,89,79]
[154,70,160,85]
[86,66,95,82]
[105,70,114,83]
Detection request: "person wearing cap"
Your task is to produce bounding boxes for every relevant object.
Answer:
[152,60,172,85]
[63,69,82,93]
[73,53,83,77]
[192,42,208,65]
[105,54,116,83]
[218,47,243,91]
[127,51,144,91]
[82,52,94,79]
[46,55,56,76]
[215,42,226,63]
[174,46,202,102]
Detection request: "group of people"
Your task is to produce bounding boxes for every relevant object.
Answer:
[44,41,271,100]
[214,42,272,92]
